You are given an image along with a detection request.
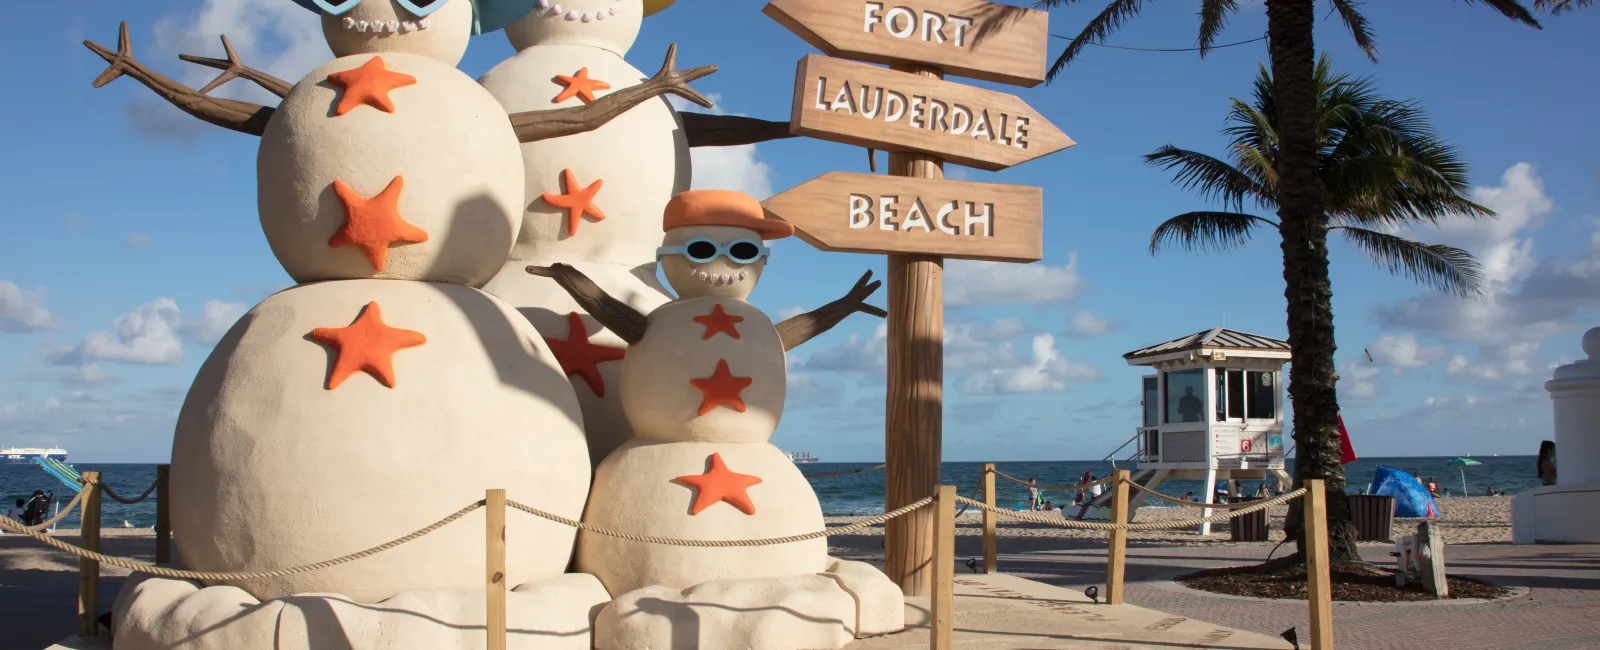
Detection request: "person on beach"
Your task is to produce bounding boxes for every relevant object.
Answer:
[1181,490,1194,502]
[22,491,51,525]
[1256,483,1270,498]
[6,498,24,522]
[1425,477,1439,496]
[1538,440,1558,486]
[1042,501,1055,511]
[1088,475,1103,501]
[1028,478,1042,511]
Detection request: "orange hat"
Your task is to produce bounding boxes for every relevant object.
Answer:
[663,190,795,241]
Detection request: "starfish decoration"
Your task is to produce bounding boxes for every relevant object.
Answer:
[674,453,762,515]
[541,169,606,237]
[308,302,427,390]
[692,304,743,341]
[552,67,611,104]
[689,359,753,416]
[543,312,627,397]
[325,56,417,116]
[329,176,430,271]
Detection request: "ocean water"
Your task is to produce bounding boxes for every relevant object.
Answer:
[0,456,1540,526]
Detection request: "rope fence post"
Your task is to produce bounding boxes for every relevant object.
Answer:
[930,485,955,650]
[1105,469,1130,605]
[155,464,171,565]
[981,464,996,574]
[78,471,102,638]
[1303,479,1333,650]
[485,489,507,650]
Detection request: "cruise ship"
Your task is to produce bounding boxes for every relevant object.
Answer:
[786,451,819,464]
[1,447,68,464]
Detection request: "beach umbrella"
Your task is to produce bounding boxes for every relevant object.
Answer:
[1445,457,1482,495]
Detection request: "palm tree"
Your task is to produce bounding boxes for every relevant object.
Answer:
[1534,0,1593,13]
[1033,0,1540,563]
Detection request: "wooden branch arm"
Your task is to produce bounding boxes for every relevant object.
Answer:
[84,22,273,137]
[508,43,716,143]
[179,34,293,98]
[526,264,649,344]
[776,271,887,351]
[681,113,796,148]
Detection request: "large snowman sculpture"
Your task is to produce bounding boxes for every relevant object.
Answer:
[528,190,908,649]
[86,2,612,648]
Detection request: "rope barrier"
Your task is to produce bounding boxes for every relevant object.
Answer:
[3,490,86,533]
[991,468,1115,492]
[802,463,886,479]
[955,488,1305,531]
[953,483,983,517]
[100,479,159,505]
[506,496,933,547]
[0,500,484,581]
[1126,481,1283,510]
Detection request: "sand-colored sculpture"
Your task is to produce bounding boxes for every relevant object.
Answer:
[479,0,797,467]
[91,2,611,648]
[527,190,905,648]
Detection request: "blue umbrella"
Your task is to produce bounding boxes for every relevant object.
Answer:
[1445,457,1482,495]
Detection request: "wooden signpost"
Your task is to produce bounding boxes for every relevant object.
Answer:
[762,0,1066,597]
[761,172,1043,262]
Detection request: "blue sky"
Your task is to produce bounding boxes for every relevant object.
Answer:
[1,1,1597,463]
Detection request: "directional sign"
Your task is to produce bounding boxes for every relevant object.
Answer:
[763,0,1051,87]
[790,54,1073,171]
[761,171,1042,262]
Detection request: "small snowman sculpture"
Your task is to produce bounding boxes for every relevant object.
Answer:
[527,190,907,649]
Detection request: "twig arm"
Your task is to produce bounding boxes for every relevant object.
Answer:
[508,43,716,143]
[84,22,274,136]
[776,271,887,351]
[680,113,796,148]
[526,264,649,344]
[178,34,293,98]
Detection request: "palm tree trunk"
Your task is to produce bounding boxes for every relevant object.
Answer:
[1265,0,1362,563]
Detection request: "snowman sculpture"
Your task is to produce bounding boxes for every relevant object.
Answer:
[85,2,620,648]
[479,0,803,467]
[527,190,907,649]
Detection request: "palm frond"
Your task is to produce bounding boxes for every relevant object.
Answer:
[1039,0,1148,81]
[1459,0,1544,26]
[1330,0,1378,61]
[1198,0,1242,56]
[1534,0,1595,14]
[1335,226,1486,298]
[1144,146,1271,210]
[1150,212,1277,255]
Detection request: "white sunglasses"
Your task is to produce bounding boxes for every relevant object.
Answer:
[656,238,770,264]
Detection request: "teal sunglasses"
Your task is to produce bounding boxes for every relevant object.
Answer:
[657,238,770,264]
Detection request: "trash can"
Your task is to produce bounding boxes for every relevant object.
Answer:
[1229,499,1269,542]
[1349,495,1396,542]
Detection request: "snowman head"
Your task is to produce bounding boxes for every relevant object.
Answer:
[295,0,538,65]
[504,0,675,56]
[657,191,793,301]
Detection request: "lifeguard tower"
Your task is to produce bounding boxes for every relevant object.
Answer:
[1090,328,1292,534]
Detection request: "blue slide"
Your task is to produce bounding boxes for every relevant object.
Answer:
[1369,466,1436,518]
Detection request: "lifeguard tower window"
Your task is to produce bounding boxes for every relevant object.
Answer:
[1217,370,1246,421]
[1164,369,1205,423]
[1247,371,1275,419]
[1142,377,1159,427]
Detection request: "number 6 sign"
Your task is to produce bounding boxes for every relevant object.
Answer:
[1240,439,1254,453]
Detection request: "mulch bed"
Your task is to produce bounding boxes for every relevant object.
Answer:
[1176,556,1512,602]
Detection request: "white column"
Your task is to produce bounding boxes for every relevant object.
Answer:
[1548,327,1600,485]
[1199,466,1218,536]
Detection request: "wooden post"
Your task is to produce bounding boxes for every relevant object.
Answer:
[78,471,102,638]
[883,62,947,597]
[1303,479,1333,650]
[981,464,996,574]
[155,464,171,565]
[485,489,507,650]
[1105,469,1130,605]
[930,485,956,650]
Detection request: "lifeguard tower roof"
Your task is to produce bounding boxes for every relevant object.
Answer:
[1123,327,1290,365]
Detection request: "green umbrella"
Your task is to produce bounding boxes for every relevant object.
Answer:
[1446,458,1482,496]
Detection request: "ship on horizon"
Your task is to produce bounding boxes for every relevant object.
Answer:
[1,447,68,464]
[786,451,819,464]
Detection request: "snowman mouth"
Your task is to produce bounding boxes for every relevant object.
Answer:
[341,17,432,33]
[692,267,749,287]
[535,1,621,23]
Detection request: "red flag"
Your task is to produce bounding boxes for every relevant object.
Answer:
[1337,415,1358,466]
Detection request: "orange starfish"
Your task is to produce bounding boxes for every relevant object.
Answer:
[544,312,627,397]
[693,304,744,340]
[325,56,417,116]
[541,169,606,237]
[689,359,753,416]
[329,176,430,271]
[552,67,612,104]
[308,302,427,389]
[674,453,762,515]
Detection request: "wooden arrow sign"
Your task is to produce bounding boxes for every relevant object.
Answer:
[790,54,1073,171]
[763,0,1051,87]
[761,171,1042,262]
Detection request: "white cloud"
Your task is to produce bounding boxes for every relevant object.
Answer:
[1066,310,1113,337]
[801,319,1032,374]
[0,281,64,332]
[47,299,185,366]
[777,305,807,320]
[945,253,1083,307]
[125,233,153,251]
[801,323,887,372]
[960,333,1099,394]
[672,94,775,200]
[180,300,248,345]
[1365,333,1442,370]
[786,372,845,409]
[148,1,327,103]
[1340,361,1381,398]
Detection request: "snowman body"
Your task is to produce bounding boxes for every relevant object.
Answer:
[479,4,687,465]
[577,297,829,595]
